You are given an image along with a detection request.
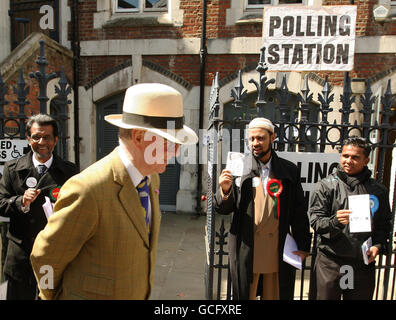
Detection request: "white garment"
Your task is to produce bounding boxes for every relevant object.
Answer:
[258,157,272,194]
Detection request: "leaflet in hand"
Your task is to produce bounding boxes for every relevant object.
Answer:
[362,237,372,265]
[42,196,54,220]
[348,194,372,233]
[283,233,302,270]
[225,152,245,177]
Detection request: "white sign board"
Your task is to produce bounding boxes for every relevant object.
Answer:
[278,151,340,201]
[0,140,29,163]
[263,5,357,71]
[0,140,29,222]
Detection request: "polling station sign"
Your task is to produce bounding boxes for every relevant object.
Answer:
[263,6,357,71]
[278,151,340,202]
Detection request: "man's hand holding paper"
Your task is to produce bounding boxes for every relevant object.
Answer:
[348,194,372,233]
[225,152,245,177]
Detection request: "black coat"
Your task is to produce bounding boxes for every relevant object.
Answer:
[0,151,78,284]
[309,167,392,262]
[215,152,312,300]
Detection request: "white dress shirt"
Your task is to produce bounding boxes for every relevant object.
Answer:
[118,145,152,228]
[258,157,272,194]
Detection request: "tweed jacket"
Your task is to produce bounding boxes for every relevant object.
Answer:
[30,148,161,300]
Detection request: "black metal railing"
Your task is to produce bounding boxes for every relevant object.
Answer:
[205,46,396,300]
[0,40,71,159]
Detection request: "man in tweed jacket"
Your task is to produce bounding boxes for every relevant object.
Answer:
[30,83,198,299]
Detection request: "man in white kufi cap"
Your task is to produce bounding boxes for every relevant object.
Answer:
[215,117,311,300]
[31,83,198,300]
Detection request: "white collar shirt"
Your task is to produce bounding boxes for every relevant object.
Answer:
[32,154,54,171]
[259,157,272,194]
[118,145,152,227]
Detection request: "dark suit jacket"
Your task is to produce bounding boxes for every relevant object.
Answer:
[215,152,312,300]
[0,151,78,284]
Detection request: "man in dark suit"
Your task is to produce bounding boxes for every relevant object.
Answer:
[0,114,78,299]
[215,117,311,300]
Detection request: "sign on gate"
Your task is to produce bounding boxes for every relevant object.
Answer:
[263,5,357,71]
[0,140,29,163]
[278,151,340,201]
[0,140,29,222]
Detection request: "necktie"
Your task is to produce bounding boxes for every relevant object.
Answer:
[37,164,47,176]
[136,176,150,230]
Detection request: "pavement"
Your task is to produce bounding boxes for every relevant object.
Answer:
[151,211,207,300]
[1,212,394,300]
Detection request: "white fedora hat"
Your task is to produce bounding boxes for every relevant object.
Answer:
[105,83,198,145]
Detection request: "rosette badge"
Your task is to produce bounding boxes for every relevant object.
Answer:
[267,179,283,220]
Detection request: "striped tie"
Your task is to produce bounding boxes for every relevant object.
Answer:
[37,164,47,176]
[137,176,150,229]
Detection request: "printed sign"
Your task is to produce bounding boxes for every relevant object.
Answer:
[278,151,340,201]
[0,139,29,162]
[263,5,357,71]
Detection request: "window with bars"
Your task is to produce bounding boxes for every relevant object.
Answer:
[116,0,167,13]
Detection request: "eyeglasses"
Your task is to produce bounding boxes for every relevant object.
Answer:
[29,134,54,142]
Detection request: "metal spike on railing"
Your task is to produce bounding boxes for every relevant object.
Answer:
[339,72,355,125]
[248,46,275,116]
[0,74,8,113]
[276,75,290,122]
[0,74,8,139]
[297,74,313,123]
[209,72,220,120]
[13,69,30,108]
[231,70,247,109]
[359,79,375,139]
[360,79,375,125]
[55,67,72,113]
[380,79,395,128]
[317,75,334,124]
[29,40,57,114]
[54,67,72,158]
[13,69,29,139]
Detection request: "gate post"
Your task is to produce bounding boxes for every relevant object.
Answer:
[205,73,220,299]
[0,75,8,139]
[29,40,57,114]
[13,69,29,139]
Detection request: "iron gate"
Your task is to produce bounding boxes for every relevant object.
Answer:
[0,39,71,164]
[205,46,396,300]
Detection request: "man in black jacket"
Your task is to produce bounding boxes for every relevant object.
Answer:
[0,114,78,299]
[215,117,311,300]
[309,136,392,300]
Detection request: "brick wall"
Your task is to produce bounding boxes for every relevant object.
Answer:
[79,55,131,87]
[75,0,396,88]
[4,43,73,117]
[323,0,396,35]
[76,1,396,39]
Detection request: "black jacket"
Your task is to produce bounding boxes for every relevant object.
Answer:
[214,152,311,300]
[0,151,78,284]
[309,166,392,264]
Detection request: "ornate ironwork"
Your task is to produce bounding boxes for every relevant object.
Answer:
[0,40,72,157]
[248,46,275,115]
[13,69,29,139]
[205,47,396,300]
[231,70,247,111]
[29,40,57,114]
[0,74,9,139]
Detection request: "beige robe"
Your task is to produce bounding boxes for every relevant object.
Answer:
[250,177,280,299]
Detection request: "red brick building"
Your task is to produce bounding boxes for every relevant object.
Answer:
[0,0,395,213]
